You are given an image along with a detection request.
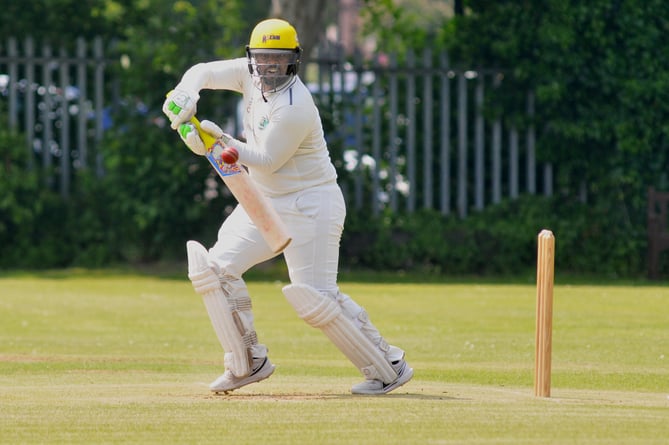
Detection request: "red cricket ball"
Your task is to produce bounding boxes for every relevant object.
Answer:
[220,147,239,164]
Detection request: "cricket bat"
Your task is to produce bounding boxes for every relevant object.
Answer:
[189,117,292,253]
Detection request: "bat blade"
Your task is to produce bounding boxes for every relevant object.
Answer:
[190,117,292,253]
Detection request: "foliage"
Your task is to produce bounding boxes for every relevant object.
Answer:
[0,0,255,117]
[0,0,127,46]
[93,0,266,262]
[446,0,669,210]
[111,0,249,119]
[0,123,42,268]
[95,110,234,262]
[339,0,668,277]
[341,194,646,278]
[360,0,450,53]
[363,0,669,209]
[1,0,666,277]
[1,1,269,269]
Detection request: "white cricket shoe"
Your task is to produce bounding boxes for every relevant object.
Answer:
[209,355,275,394]
[351,357,414,395]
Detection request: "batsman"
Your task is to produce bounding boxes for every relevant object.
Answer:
[163,18,413,395]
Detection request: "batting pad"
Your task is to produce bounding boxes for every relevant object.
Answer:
[282,283,398,383]
[187,240,252,377]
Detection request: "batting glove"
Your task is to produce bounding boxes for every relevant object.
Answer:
[177,123,207,155]
[200,120,232,145]
[163,88,199,129]
[177,120,233,156]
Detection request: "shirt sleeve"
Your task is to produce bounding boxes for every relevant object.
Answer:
[176,58,248,94]
[237,104,311,173]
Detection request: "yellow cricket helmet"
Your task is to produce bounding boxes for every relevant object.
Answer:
[246,19,303,81]
[248,18,300,50]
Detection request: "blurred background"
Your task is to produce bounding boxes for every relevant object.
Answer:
[1,0,668,279]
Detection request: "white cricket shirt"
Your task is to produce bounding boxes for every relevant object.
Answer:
[177,58,338,197]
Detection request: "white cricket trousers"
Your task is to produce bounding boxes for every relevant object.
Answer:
[208,181,345,293]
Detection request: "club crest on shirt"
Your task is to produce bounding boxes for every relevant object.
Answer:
[258,116,269,130]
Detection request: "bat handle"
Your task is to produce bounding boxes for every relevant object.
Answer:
[189,117,218,149]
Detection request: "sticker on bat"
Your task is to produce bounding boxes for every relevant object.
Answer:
[206,141,242,177]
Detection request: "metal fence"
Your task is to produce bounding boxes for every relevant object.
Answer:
[0,36,108,198]
[309,48,554,218]
[1,37,553,217]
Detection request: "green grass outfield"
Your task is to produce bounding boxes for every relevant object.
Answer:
[1,269,667,444]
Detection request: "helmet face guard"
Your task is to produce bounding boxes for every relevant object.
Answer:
[246,48,302,92]
[246,19,302,94]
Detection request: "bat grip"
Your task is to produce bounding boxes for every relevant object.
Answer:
[189,117,218,149]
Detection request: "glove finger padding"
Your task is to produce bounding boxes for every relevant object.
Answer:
[200,120,223,138]
[201,120,233,145]
[163,88,199,129]
[178,123,207,156]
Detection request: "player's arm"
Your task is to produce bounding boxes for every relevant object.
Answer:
[179,119,248,161]
[183,105,309,172]
[163,58,247,129]
[234,106,310,173]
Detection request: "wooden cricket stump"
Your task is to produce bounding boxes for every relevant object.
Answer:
[534,229,555,397]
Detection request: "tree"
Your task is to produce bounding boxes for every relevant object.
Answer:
[441,0,669,275]
[360,0,453,54]
[270,0,330,62]
[454,0,464,16]
[0,0,125,44]
[447,0,669,204]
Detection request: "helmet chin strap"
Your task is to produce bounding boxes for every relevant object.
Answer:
[257,76,296,102]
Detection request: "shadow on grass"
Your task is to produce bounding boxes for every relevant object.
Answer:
[203,392,461,401]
